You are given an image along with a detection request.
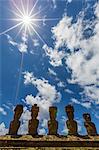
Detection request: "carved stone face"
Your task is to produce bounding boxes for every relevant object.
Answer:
[31,104,39,119]
[14,105,23,120]
[66,111,74,120]
[83,113,91,122]
[49,107,57,120]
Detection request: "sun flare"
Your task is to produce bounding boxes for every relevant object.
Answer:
[22,15,32,25]
[0,0,59,43]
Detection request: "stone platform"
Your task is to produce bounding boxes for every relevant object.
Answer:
[0,135,99,149]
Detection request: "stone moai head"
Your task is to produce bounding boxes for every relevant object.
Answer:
[14,104,23,120]
[83,113,91,122]
[31,104,39,119]
[65,105,74,120]
[49,106,57,120]
[83,113,97,136]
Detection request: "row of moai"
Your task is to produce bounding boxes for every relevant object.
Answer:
[9,104,98,136]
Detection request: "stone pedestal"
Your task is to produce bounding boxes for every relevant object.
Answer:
[9,105,23,135]
[65,105,78,136]
[83,113,97,136]
[28,104,39,136]
[48,106,58,135]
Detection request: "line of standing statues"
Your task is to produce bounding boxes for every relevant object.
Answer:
[9,104,98,136]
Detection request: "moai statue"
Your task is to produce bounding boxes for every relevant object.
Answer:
[48,106,58,135]
[28,104,39,136]
[9,104,23,135]
[65,105,78,136]
[83,113,97,136]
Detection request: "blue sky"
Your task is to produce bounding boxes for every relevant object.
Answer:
[0,0,99,135]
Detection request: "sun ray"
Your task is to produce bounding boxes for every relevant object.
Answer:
[31,5,48,18]
[32,18,60,22]
[15,24,24,38]
[26,0,29,15]
[29,0,39,16]
[15,53,24,103]
[7,8,23,18]
[30,24,46,45]
[21,0,25,15]
[11,0,24,16]
[31,22,42,30]
[0,22,22,36]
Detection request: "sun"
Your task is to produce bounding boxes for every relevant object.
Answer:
[0,0,59,43]
[22,15,32,26]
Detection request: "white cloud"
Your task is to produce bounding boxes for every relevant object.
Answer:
[18,42,27,53]
[0,107,7,115]
[71,98,91,109]
[51,2,99,104]
[18,107,31,135]
[6,32,28,53]
[43,44,65,67]
[67,0,72,3]
[0,122,8,135]
[52,0,57,9]
[5,34,17,46]
[57,81,65,88]
[24,71,61,119]
[33,39,40,47]
[38,128,46,135]
[52,13,83,50]
[48,68,57,76]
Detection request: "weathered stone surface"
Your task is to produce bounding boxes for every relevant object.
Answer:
[28,104,39,136]
[9,105,23,135]
[48,106,58,135]
[83,113,97,136]
[65,105,78,136]
[0,135,99,149]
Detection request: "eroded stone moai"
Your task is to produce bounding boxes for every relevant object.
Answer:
[48,106,58,135]
[9,105,23,135]
[28,104,39,136]
[65,105,78,136]
[83,113,97,136]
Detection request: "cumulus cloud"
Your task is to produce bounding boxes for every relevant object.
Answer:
[24,71,61,118]
[19,71,61,134]
[52,13,83,50]
[0,122,8,135]
[51,2,99,104]
[43,44,65,67]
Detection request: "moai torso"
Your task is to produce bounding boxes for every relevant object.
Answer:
[9,105,23,135]
[83,113,97,136]
[28,104,39,136]
[65,105,78,136]
[48,106,58,135]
